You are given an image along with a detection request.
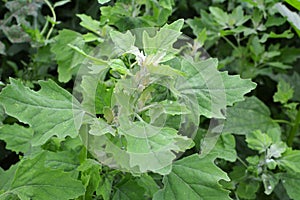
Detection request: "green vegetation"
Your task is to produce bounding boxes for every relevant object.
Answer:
[0,0,300,199]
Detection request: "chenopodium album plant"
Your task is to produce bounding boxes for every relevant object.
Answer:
[0,19,256,199]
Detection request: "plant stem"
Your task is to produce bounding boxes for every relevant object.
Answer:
[272,119,293,125]
[287,107,300,146]
[44,0,56,41]
[237,156,248,168]
[221,36,238,51]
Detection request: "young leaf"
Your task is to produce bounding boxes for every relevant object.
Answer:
[262,173,279,195]
[223,97,280,135]
[0,78,84,146]
[0,124,33,153]
[153,154,231,200]
[77,14,102,35]
[246,130,272,153]
[143,20,183,57]
[273,79,294,104]
[209,7,229,28]
[0,153,85,200]
[267,142,287,159]
[110,30,136,54]
[275,72,300,102]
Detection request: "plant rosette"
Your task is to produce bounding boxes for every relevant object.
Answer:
[70,19,256,175]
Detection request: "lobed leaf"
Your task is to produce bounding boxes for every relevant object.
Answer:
[223,97,280,134]
[0,78,84,146]
[51,29,87,83]
[0,124,33,153]
[0,153,85,200]
[153,154,231,200]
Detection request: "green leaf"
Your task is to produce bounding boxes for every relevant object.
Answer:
[53,0,71,8]
[246,130,272,153]
[0,153,85,200]
[98,0,111,4]
[0,124,33,153]
[137,174,160,197]
[209,7,229,28]
[177,59,256,118]
[112,179,145,200]
[51,29,87,83]
[110,59,131,75]
[281,172,300,200]
[275,3,300,36]
[153,154,231,200]
[96,173,113,200]
[148,100,191,118]
[147,64,185,77]
[262,173,279,195]
[0,41,5,55]
[286,0,300,10]
[78,159,103,200]
[267,142,287,159]
[143,20,183,57]
[223,97,280,135]
[119,121,193,174]
[80,73,110,114]
[0,164,18,193]
[77,14,102,35]
[90,118,115,136]
[267,62,292,70]
[0,78,84,146]
[110,30,136,54]
[260,30,294,43]
[236,180,260,199]
[209,134,237,162]
[275,72,300,102]
[273,79,294,104]
[278,148,300,173]
[265,16,286,27]
[44,150,81,172]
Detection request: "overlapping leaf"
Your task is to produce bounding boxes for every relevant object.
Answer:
[0,153,85,200]
[176,59,256,119]
[0,78,84,146]
[51,29,87,83]
[0,124,33,153]
[223,97,280,134]
[119,121,193,174]
[153,154,231,200]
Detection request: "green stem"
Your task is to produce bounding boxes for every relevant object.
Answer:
[287,107,300,146]
[237,156,248,168]
[221,36,238,51]
[272,119,293,125]
[44,0,56,41]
